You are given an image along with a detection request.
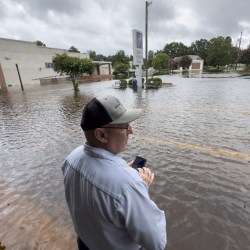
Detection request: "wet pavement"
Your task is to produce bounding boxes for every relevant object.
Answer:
[0,73,250,249]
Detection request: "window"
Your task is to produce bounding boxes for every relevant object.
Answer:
[45,62,53,68]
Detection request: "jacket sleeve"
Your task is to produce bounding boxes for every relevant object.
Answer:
[115,181,167,250]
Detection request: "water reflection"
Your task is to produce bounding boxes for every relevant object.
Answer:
[0,76,250,249]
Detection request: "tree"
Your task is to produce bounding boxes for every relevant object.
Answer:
[188,39,210,65]
[238,48,250,68]
[36,40,46,47]
[112,50,130,66]
[52,53,93,91]
[163,42,188,58]
[179,55,192,70]
[170,58,179,71]
[152,52,170,70]
[88,50,107,61]
[148,50,154,68]
[206,36,235,69]
[95,54,106,61]
[68,46,80,53]
[88,50,97,60]
[113,63,129,74]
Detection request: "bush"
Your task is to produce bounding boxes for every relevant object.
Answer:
[119,79,127,89]
[146,77,162,89]
[147,77,162,83]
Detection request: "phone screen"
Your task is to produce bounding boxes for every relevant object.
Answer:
[132,156,147,169]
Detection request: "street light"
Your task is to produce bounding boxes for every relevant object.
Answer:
[14,61,24,91]
[145,1,152,85]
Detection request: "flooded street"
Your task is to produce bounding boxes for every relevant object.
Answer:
[0,73,250,250]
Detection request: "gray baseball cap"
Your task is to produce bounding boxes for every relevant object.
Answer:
[81,95,142,130]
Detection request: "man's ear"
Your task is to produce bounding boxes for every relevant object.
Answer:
[94,128,108,143]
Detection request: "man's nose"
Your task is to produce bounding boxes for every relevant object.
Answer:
[128,124,133,134]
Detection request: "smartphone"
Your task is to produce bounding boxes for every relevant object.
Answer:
[132,156,147,170]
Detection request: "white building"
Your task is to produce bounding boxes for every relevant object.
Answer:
[0,38,112,89]
[174,55,204,71]
[188,55,204,70]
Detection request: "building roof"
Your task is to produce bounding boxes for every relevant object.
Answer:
[92,61,112,65]
[188,55,203,60]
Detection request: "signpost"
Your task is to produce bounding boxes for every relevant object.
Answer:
[132,29,143,88]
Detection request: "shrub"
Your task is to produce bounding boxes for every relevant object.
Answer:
[119,79,127,89]
[146,77,162,89]
[147,77,162,83]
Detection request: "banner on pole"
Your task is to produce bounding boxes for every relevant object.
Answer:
[132,29,143,65]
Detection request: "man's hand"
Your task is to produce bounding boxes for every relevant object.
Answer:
[127,160,134,167]
[138,167,154,187]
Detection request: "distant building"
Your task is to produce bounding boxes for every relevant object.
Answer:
[188,55,204,70]
[0,37,112,88]
[174,55,204,71]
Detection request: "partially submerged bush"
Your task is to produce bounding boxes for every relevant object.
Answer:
[119,79,127,89]
[146,77,162,89]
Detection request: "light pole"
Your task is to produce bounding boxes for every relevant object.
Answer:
[235,32,242,71]
[14,61,24,91]
[145,1,152,84]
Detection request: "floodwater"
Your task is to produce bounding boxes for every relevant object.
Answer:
[0,73,250,250]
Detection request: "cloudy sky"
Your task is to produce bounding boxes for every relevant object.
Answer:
[1,0,250,56]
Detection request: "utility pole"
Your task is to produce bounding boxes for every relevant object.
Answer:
[235,32,242,71]
[145,1,152,85]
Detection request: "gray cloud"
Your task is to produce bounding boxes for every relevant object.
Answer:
[0,0,249,56]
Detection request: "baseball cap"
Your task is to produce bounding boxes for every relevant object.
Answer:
[81,95,142,130]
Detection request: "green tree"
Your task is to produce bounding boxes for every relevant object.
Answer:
[148,50,154,67]
[95,54,106,61]
[238,48,250,68]
[152,52,170,70]
[188,39,210,65]
[88,50,107,61]
[163,42,188,58]
[113,63,129,74]
[88,50,97,60]
[36,40,46,47]
[52,53,93,91]
[179,55,192,70]
[207,36,235,69]
[68,46,80,53]
[112,50,130,66]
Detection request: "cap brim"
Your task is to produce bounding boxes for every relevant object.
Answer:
[109,109,142,124]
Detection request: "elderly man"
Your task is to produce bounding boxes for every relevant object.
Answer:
[62,95,167,250]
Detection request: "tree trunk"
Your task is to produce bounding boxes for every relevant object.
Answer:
[72,76,79,91]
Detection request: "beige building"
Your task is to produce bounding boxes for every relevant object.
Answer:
[177,55,204,71]
[0,37,112,89]
[188,55,204,70]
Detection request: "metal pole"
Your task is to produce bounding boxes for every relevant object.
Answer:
[145,1,148,84]
[15,63,24,91]
[235,32,242,71]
